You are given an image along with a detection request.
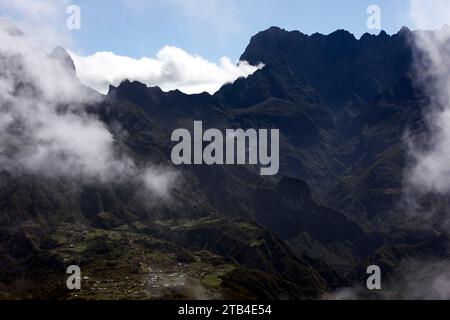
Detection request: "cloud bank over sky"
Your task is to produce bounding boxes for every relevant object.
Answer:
[70,47,263,95]
[0,0,261,96]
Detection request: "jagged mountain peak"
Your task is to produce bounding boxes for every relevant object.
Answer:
[49,46,76,75]
[328,29,357,40]
[110,79,162,93]
[233,26,413,111]
[240,26,412,64]
[398,26,411,35]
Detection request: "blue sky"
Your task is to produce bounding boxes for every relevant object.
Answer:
[70,0,413,61]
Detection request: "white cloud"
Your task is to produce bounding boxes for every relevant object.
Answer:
[0,20,177,200]
[0,0,261,95]
[69,46,263,95]
[406,0,450,195]
[401,1,450,300]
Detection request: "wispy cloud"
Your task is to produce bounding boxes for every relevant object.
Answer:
[70,46,263,94]
[0,0,61,17]
[395,0,450,301]
[406,0,450,196]
[409,0,450,31]
[0,0,71,48]
[0,19,177,200]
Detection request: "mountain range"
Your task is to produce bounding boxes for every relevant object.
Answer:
[0,25,448,300]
